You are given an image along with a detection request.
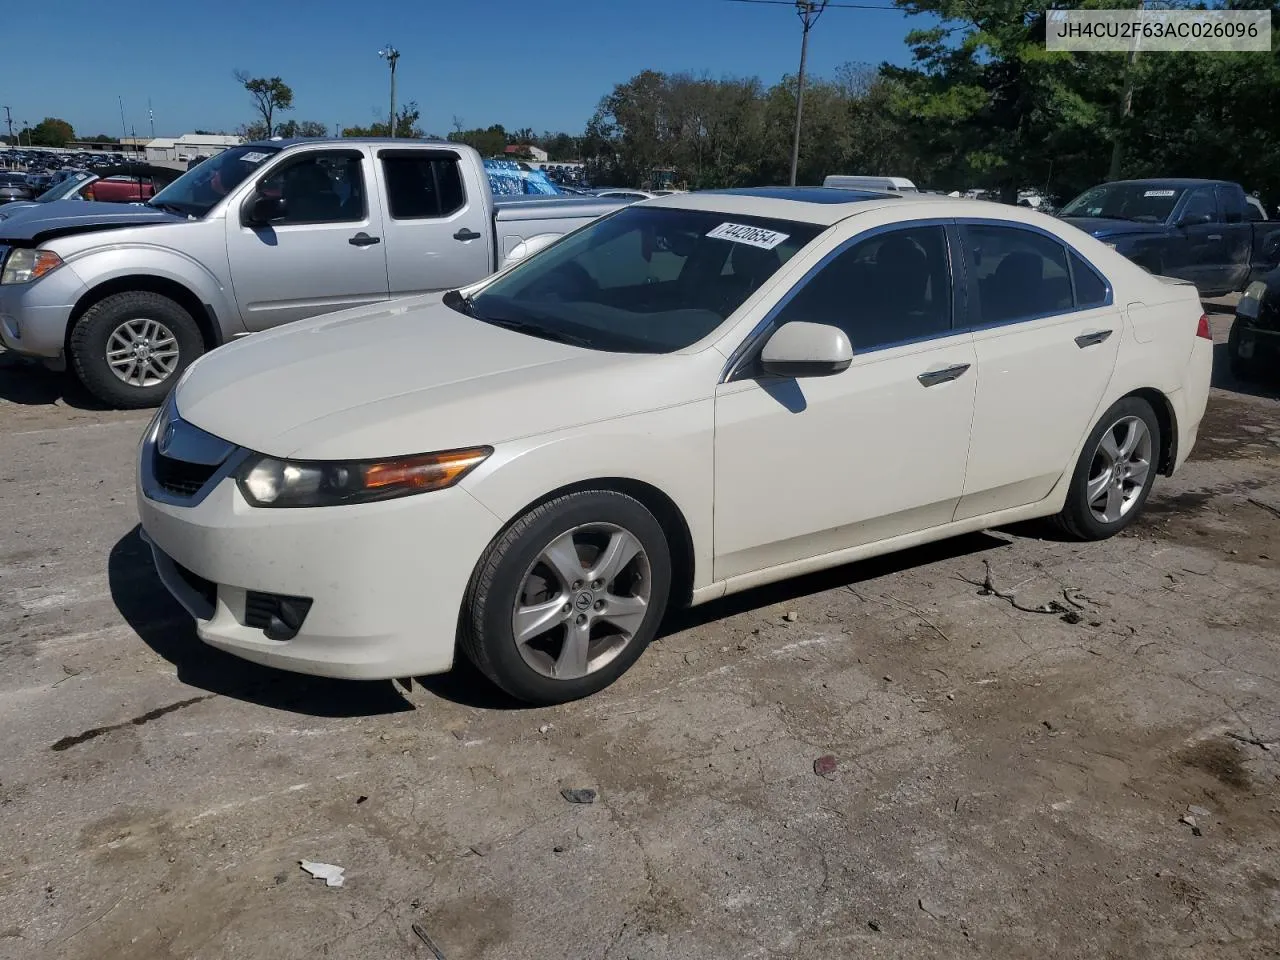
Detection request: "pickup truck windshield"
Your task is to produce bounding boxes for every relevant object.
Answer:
[148,145,281,218]
[1060,183,1186,223]
[457,206,822,354]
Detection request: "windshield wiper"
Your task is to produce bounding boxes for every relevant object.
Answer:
[146,201,188,216]
[480,316,593,348]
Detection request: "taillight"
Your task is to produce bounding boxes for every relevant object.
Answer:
[1196,314,1212,340]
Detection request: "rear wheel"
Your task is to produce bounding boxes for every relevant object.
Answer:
[461,490,672,705]
[69,291,204,408]
[1051,397,1161,541]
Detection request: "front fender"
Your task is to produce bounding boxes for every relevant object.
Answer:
[63,243,244,337]
[462,401,716,591]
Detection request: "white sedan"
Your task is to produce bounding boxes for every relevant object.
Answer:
[136,188,1213,704]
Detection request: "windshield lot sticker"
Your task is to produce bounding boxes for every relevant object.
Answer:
[706,222,790,250]
[240,152,271,164]
[1143,190,1176,197]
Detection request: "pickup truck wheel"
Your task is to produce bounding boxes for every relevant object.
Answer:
[460,490,672,705]
[1227,319,1260,381]
[69,292,204,409]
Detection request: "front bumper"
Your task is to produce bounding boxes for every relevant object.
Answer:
[0,260,86,359]
[137,460,504,681]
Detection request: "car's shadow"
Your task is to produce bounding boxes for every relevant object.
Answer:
[111,525,1010,717]
[0,352,108,409]
[1211,340,1280,401]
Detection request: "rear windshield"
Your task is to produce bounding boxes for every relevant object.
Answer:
[458,206,823,354]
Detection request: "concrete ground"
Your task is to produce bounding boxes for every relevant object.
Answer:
[2,303,1278,960]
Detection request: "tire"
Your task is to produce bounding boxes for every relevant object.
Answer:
[1051,396,1162,541]
[460,490,673,705]
[69,291,205,408]
[1228,319,1260,382]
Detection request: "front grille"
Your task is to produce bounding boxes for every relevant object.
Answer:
[153,451,218,498]
[244,591,313,642]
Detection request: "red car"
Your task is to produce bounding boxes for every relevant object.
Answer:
[85,175,158,203]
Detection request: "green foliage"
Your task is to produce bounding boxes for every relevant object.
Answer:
[343,102,424,139]
[448,123,509,157]
[234,71,294,137]
[28,117,75,148]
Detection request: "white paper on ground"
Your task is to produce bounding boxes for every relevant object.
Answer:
[300,859,346,887]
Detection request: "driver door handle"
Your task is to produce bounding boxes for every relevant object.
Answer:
[454,228,482,242]
[1075,329,1113,348]
[1208,234,1223,241]
[917,363,971,387]
[348,232,380,247]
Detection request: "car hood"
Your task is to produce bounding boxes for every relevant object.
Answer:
[1060,216,1168,240]
[0,199,181,240]
[175,295,705,461]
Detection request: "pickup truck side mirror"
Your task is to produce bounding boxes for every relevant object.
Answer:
[1178,212,1212,228]
[245,194,287,226]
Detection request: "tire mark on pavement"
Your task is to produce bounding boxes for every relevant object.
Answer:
[50,694,215,751]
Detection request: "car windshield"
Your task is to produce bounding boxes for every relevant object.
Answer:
[36,173,92,201]
[148,145,281,217]
[1059,183,1185,223]
[458,206,822,354]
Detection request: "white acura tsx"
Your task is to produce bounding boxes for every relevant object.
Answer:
[136,188,1212,704]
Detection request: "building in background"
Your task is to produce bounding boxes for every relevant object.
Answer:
[145,134,242,165]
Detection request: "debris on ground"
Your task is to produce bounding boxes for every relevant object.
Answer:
[1061,610,1084,625]
[356,795,368,805]
[412,922,447,958]
[784,611,799,623]
[918,897,949,919]
[1179,815,1203,837]
[814,755,838,779]
[868,919,882,932]
[538,724,553,734]
[1188,805,1212,818]
[468,842,492,857]
[963,560,1071,615]
[299,860,345,887]
[561,788,597,804]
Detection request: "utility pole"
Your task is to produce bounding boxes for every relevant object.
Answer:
[1108,0,1144,181]
[379,44,400,137]
[2,106,12,146]
[118,96,128,145]
[148,98,155,139]
[790,1,828,187]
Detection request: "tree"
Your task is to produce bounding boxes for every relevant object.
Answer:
[84,133,119,144]
[28,117,75,148]
[343,102,424,139]
[275,119,330,138]
[448,123,508,157]
[233,70,294,138]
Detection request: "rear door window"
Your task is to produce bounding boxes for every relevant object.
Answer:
[961,224,1074,326]
[380,152,468,219]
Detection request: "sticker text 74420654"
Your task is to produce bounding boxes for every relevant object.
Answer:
[705,222,791,251]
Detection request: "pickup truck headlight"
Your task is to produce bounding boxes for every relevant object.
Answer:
[0,248,64,284]
[236,447,492,508]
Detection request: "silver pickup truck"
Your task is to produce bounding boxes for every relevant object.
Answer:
[0,139,624,407]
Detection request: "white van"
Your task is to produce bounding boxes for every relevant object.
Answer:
[822,175,918,194]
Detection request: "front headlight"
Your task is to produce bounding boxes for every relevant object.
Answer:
[236,447,492,508]
[0,248,63,284]
[1242,280,1267,302]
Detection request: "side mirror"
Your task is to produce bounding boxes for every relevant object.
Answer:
[245,194,286,226]
[1178,212,1212,227]
[760,321,853,379]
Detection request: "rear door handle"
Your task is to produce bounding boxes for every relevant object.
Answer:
[1075,329,1113,348]
[917,363,971,387]
[1208,234,1222,241]
[454,228,482,242]
[348,232,380,247]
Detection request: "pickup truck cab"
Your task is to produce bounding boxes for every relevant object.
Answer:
[0,138,625,407]
[1060,178,1280,297]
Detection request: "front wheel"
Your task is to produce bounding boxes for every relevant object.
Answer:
[1051,397,1161,541]
[69,291,205,408]
[460,490,673,705]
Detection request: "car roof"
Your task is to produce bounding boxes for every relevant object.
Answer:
[648,187,1074,230]
[1103,178,1229,188]
[244,137,459,150]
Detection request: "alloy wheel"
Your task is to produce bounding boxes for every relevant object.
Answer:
[1087,415,1153,524]
[511,522,651,680]
[106,318,180,387]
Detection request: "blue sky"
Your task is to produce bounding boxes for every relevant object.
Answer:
[4,0,925,139]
